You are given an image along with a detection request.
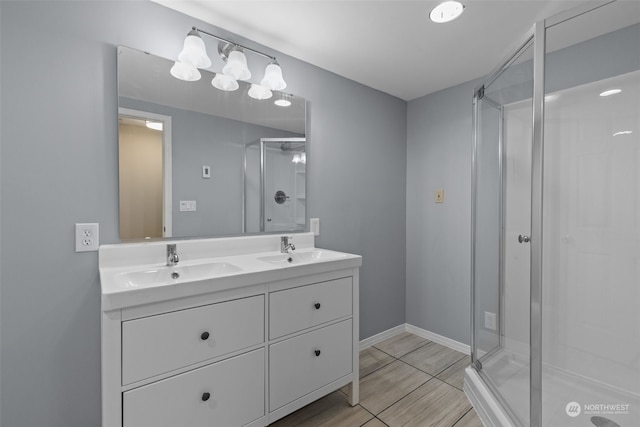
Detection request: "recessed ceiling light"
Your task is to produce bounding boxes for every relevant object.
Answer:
[613,130,632,136]
[274,99,292,107]
[275,94,292,107]
[600,89,621,97]
[145,120,163,131]
[430,1,465,23]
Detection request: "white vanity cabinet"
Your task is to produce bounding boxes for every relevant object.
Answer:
[101,241,360,427]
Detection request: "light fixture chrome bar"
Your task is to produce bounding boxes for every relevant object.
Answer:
[192,26,277,62]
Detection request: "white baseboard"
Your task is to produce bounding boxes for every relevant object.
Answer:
[405,324,470,354]
[359,324,406,350]
[359,323,470,355]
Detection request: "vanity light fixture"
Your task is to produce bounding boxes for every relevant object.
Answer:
[172,26,287,95]
[212,73,239,91]
[169,61,201,81]
[430,1,465,23]
[222,48,251,81]
[600,89,621,97]
[248,83,273,100]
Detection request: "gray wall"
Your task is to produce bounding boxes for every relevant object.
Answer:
[406,78,480,345]
[0,2,406,426]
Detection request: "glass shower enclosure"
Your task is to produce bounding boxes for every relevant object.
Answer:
[466,2,640,426]
[243,137,306,233]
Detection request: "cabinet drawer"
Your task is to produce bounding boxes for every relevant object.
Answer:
[269,277,352,339]
[269,319,352,411]
[123,348,264,427]
[122,295,264,385]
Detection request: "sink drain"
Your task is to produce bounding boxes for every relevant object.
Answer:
[591,416,621,427]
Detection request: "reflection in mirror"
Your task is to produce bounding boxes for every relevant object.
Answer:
[117,46,306,241]
[244,138,306,233]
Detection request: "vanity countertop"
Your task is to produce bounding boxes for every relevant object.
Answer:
[99,233,362,311]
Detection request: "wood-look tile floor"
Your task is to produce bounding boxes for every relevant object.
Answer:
[270,332,483,427]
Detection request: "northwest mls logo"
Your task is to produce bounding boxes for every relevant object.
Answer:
[566,401,581,417]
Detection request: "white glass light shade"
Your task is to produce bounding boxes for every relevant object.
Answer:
[222,50,251,80]
[211,73,239,91]
[248,84,273,100]
[178,31,212,69]
[429,1,464,23]
[170,61,201,81]
[260,62,287,91]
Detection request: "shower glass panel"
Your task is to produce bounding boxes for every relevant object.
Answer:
[541,3,640,426]
[469,2,640,427]
[262,138,306,232]
[472,38,534,426]
[244,138,306,233]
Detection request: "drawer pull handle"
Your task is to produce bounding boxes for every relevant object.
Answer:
[200,332,210,341]
[314,302,321,310]
[314,349,321,357]
[201,392,211,402]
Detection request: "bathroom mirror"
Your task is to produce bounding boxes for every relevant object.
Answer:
[117,46,306,241]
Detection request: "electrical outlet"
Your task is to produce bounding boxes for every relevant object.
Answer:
[75,223,99,252]
[484,312,497,331]
[310,218,320,236]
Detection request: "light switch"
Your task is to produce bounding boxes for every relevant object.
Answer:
[179,200,197,211]
[202,165,211,179]
[310,218,320,236]
[435,189,444,203]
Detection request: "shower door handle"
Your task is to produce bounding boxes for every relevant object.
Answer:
[518,235,530,243]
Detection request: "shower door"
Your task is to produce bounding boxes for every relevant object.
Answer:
[472,35,535,426]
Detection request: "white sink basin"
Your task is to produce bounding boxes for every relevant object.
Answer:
[116,262,243,288]
[257,250,348,266]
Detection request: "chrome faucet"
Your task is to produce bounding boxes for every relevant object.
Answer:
[280,236,295,254]
[166,244,179,266]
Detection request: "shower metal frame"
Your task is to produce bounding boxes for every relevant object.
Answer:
[469,1,616,426]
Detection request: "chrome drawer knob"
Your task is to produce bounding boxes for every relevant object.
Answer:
[518,234,530,243]
[200,331,210,340]
[314,302,321,310]
[201,392,211,402]
[314,349,321,357]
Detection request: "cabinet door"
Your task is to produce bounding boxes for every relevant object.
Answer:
[123,348,265,427]
[270,277,352,339]
[269,320,352,411]
[122,295,264,384]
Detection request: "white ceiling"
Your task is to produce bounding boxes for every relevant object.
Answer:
[152,1,638,101]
